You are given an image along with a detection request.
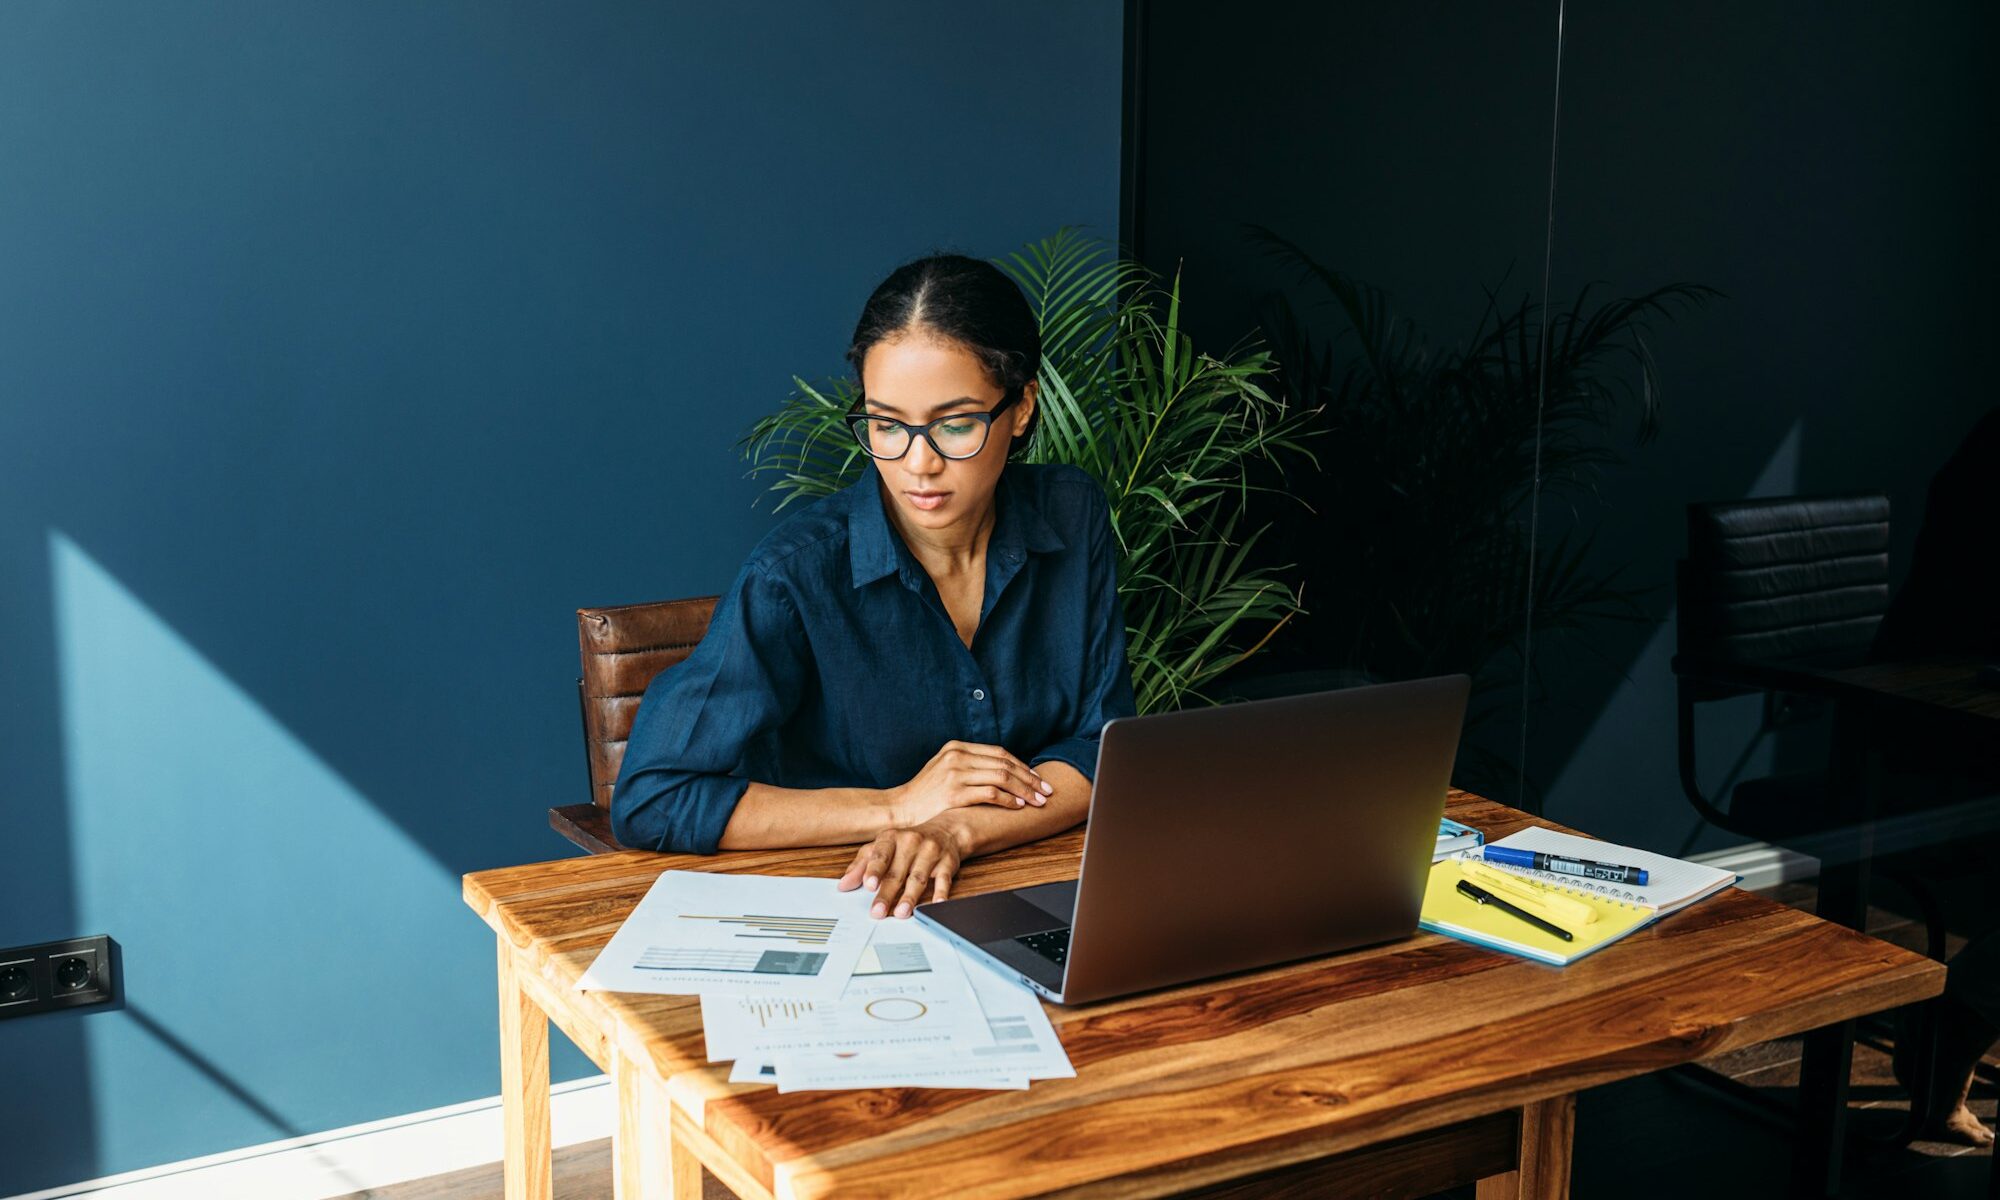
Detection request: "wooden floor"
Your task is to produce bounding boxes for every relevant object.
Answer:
[338,882,1996,1200]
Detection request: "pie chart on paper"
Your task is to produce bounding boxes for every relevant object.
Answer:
[863,997,929,1022]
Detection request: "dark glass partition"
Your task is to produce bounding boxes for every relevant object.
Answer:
[1534,2,1999,850]
[1126,2,2000,1186]
[1128,0,1571,808]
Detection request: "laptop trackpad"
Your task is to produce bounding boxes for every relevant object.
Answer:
[1018,879,1078,923]
[935,883,1075,941]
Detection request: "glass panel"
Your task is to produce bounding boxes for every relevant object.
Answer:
[1130,1,1569,810]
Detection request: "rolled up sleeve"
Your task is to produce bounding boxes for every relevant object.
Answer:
[609,560,809,853]
[1029,489,1138,782]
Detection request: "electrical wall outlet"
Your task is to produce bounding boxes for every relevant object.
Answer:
[0,935,115,1020]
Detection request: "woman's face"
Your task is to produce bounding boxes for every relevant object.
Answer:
[859,333,1035,533]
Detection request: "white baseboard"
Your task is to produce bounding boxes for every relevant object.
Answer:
[6,1074,613,1200]
[1688,839,1820,893]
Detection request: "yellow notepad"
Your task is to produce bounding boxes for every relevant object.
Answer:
[1417,859,1655,966]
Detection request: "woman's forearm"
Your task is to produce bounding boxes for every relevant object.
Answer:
[930,758,1093,859]
[717,758,1092,854]
[716,780,901,850]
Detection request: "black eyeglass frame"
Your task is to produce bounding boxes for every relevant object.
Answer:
[847,389,1023,461]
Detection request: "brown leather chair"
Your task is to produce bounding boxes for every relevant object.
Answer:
[550,596,720,853]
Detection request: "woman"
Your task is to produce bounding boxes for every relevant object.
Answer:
[610,252,1138,921]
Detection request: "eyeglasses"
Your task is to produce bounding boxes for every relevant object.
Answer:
[848,390,1021,461]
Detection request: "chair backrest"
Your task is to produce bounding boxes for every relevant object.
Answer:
[576,596,720,813]
[1677,492,1891,667]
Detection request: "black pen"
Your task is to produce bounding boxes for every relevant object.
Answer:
[1456,879,1574,942]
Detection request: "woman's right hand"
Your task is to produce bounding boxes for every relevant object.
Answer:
[887,739,1054,827]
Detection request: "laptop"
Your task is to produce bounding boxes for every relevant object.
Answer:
[915,673,1470,1005]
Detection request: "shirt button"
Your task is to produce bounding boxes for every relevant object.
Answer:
[972,688,986,701]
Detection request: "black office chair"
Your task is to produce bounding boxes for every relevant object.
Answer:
[1671,492,1948,955]
[1671,495,1918,1138]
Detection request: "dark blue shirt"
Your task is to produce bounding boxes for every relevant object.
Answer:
[609,462,1139,854]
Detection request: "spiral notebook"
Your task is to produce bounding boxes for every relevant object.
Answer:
[1418,829,1737,967]
[1466,828,1737,915]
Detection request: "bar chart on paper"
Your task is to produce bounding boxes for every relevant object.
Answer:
[636,947,828,975]
[634,913,843,975]
[680,913,839,944]
[739,999,816,1028]
[577,872,874,999]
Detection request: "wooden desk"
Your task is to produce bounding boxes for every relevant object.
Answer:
[463,793,1944,1200]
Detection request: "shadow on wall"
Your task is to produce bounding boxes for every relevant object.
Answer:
[33,532,585,1182]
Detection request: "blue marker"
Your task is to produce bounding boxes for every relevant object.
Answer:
[1484,845,1649,886]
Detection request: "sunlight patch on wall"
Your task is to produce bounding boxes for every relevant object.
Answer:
[51,531,491,1174]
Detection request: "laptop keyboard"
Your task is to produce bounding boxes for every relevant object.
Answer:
[1015,928,1071,967]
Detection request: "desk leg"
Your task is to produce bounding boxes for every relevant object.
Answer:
[1475,1094,1575,1200]
[613,1052,701,1200]
[1793,739,1878,1198]
[1793,1018,1856,1199]
[497,936,553,1200]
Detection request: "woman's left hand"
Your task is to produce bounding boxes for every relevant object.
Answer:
[837,818,971,918]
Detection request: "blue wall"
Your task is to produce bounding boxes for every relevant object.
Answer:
[0,1,1121,1189]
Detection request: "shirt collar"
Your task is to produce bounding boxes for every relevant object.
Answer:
[846,467,1066,590]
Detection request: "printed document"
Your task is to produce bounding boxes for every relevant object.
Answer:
[700,921,989,1059]
[950,954,1076,1080]
[576,871,873,1000]
[736,946,1073,1092]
